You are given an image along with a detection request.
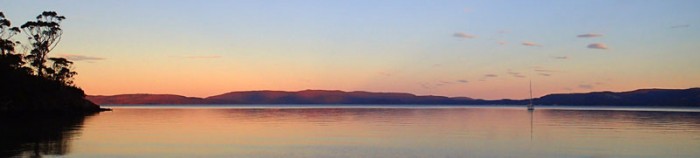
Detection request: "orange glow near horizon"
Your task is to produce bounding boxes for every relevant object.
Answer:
[74,62,700,99]
[4,1,699,99]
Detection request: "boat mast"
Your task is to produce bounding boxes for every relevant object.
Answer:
[529,80,533,106]
[528,80,534,110]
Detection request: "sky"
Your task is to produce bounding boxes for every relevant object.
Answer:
[2,0,699,99]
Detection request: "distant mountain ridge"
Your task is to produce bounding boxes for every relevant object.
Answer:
[205,90,472,104]
[88,90,474,105]
[87,94,204,104]
[87,88,700,106]
[535,88,700,106]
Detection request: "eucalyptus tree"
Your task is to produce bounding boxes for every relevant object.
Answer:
[47,57,76,85]
[0,12,22,55]
[21,11,65,77]
[0,12,24,70]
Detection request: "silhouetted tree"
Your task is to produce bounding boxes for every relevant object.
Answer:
[46,57,76,85]
[0,12,26,71]
[1,11,104,113]
[21,11,65,77]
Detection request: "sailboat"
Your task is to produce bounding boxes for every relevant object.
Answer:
[528,80,535,111]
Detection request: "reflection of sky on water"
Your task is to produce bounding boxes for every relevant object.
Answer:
[6,107,700,157]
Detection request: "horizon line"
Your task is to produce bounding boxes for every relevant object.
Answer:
[87,87,700,100]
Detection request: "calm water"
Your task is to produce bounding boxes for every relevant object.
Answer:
[2,106,700,157]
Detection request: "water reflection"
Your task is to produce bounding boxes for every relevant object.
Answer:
[535,109,700,157]
[40,107,700,157]
[540,109,700,129]
[529,110,534,141]
[0,113,94,157]
[218,108,424,123]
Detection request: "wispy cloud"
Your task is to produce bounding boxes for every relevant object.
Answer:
[534,69,559,73]
[670,24,690,29]
[538,73,551,77]
[59,54,105,61]
[587,43,608,49]
[453,32,476,39]
[577,33,603,38]
[551,56,568,59]
[507,70,525,78]
[420,79,465,89]
[484,74,498,78]
[497,41,507,45]
[522,41,541,47]
[579,84,593,89]
[478,74,499,81]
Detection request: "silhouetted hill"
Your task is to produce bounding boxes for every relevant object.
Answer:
[89,90,473,105]
[206,90,471,104]
[88,88,700,107]
[88,94,205,104]
[534,88,700,106]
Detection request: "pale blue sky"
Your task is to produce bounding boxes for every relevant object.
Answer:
[2,0,699,99]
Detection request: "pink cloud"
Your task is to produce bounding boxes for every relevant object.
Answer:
[522,41,541,47]
[587,43,608,49]
[453,32,476,39]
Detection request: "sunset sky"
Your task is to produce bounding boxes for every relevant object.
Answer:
[3,0,699,99]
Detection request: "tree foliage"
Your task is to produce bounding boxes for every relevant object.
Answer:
[0,11,103,113]
[0,12,25,71]
[1,11,75,86]
[47,57,77,85]
[21,11,65,77]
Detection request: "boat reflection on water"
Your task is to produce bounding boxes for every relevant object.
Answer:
[0,113,95,158]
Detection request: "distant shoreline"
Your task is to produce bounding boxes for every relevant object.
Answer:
[101,104,700,113]
[89,88,700,107]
